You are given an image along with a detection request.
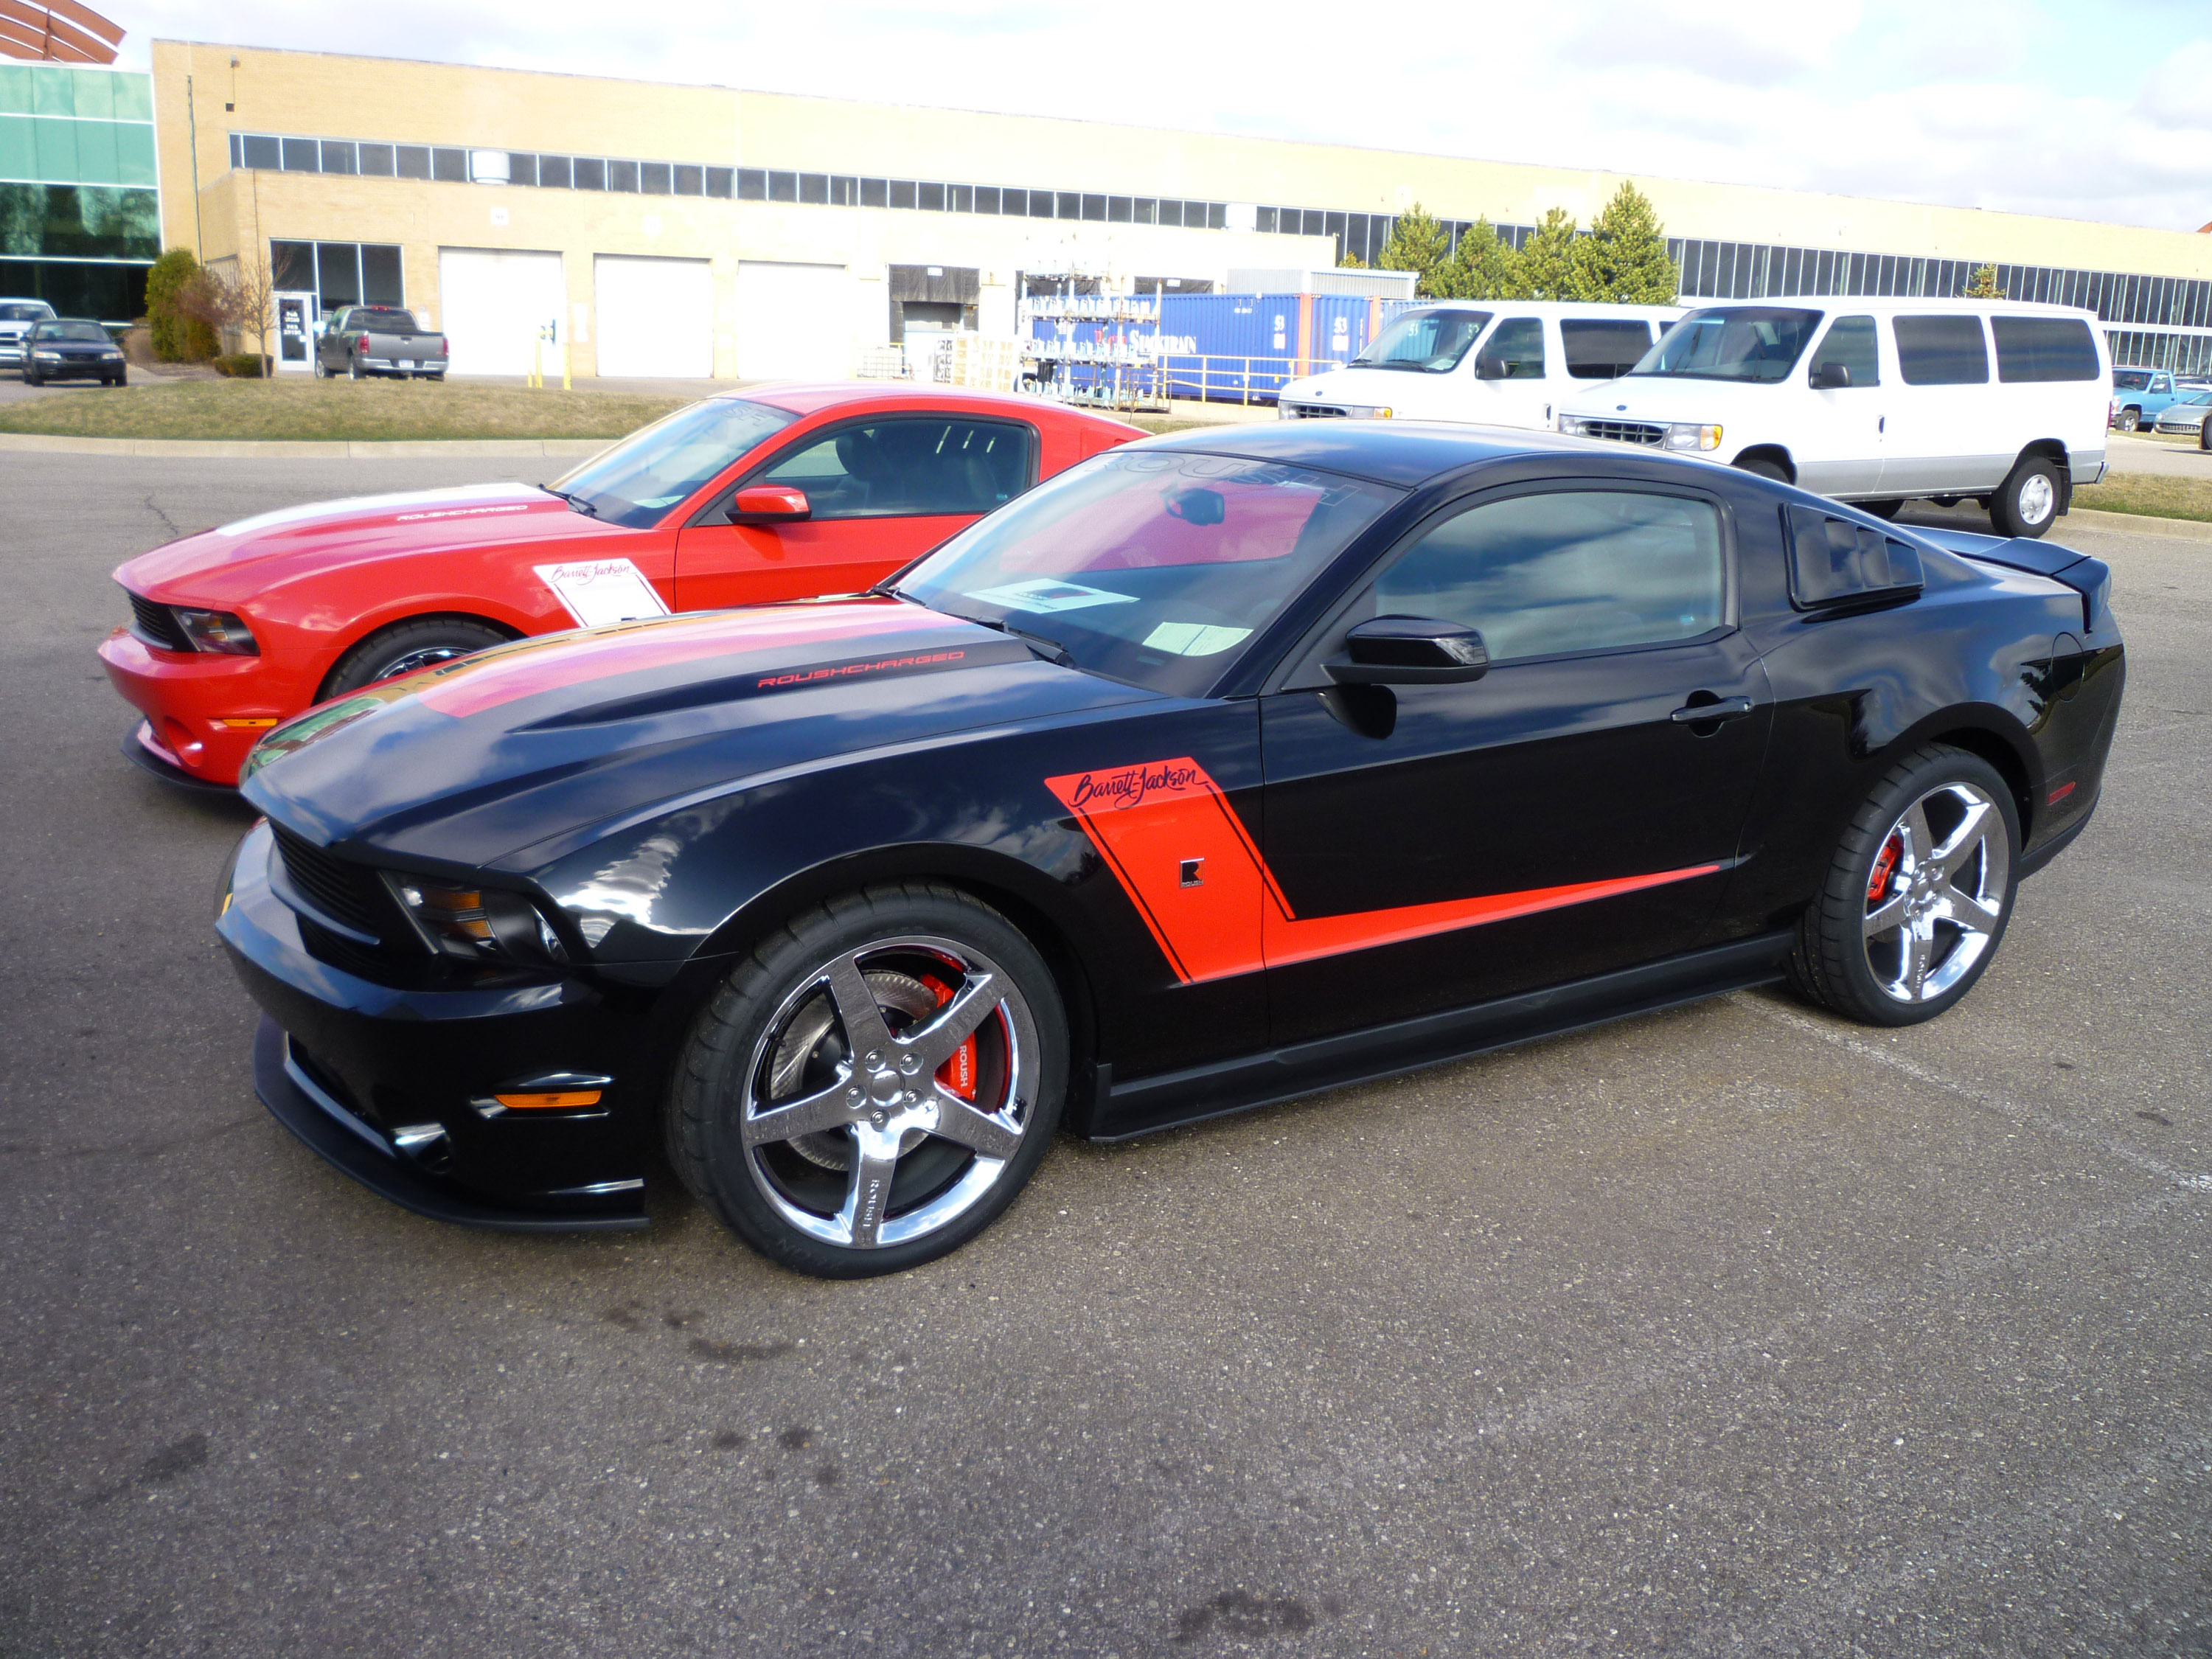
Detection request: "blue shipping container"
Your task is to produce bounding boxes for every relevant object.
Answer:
[1028,293,1397,403]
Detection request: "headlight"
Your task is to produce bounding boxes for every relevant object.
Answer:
[386,875,570,965]
[1558,415,1587,437]
[33,350,60,360]
[102,349,122,360]
[1666,422,1723,451]
[174,608,260,655]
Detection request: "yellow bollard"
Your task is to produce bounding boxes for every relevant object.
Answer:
[561,339,571,392]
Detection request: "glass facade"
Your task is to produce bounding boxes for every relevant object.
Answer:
[0,64,156,322]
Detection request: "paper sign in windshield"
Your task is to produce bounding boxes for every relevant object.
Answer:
[1143,622,1251,657]
[535,560,671,628]
[963,578,1135,614]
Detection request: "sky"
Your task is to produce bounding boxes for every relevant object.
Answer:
[109,0,2212,233]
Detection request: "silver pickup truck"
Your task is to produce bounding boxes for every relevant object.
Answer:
[314,305,449,380]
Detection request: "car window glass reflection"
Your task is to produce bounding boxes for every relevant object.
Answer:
[551,398,797,527]
[761,419,1032,519]
[1371,491,1726,662]
[1810,316,1879,386]
[1352,307,1493,373]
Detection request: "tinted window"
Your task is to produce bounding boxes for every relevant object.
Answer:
[1809,315,1879,386]
[2112,369,2151,391]
[1784,506,1925,608]
[552,399,798,528]
[1478,317,1546,379]
[900,452,1401,698]
[759,418,1035,519]
[1992,317,2099,383]
[1352,307,1492,373]
[1560,319,1652,379]
[1631,307,1820,382]
[1893,316,1989,385]
[0,302,53,321]
[346,307,417,331]
[1372,491,1726,662]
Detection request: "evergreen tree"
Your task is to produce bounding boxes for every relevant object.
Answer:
[1444,216,1526,300]
[1961,263,2006,298]
[145,248,217,361]
[1376,204,1452,298]
[1338,249,1366,269]
[1579,182,1679,303]
[1517,207,1592,301]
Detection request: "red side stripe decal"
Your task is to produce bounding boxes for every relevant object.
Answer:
[1046,757,1719,986]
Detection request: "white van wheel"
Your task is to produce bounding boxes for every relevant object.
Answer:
[1989,456,2060,540]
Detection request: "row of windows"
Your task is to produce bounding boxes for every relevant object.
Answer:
[268,240,406,312]
[0,254,150,321]
[223,125,2212,352]
[2107,330,2212,377]
[0,114,157,188]
[0,182,159,261]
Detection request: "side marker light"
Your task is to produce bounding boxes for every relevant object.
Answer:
[494,1090,604,1110]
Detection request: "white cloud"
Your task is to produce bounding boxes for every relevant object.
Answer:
[114,0,2212,231]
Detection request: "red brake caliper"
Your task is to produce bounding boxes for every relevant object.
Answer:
[919,974,977,1101]
[1866,832,1902,905]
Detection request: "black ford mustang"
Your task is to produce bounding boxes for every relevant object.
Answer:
[218,423,2124,1276]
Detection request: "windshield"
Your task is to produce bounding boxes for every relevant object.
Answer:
[1352,307,1493,374]
[897,450,1402,698]
[1630,307,1820,383]
[38,321,109,343]
[550,397,796,528]
[2111,370,2151,391]
[0,302,54,322]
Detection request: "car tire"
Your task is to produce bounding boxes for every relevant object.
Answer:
[1861,498,1904,519]
[21,367,38,387]
[1989,454,2062,539]
[1734,456,1790,483]
[348,357,363,380]
[313,357,329,379]
[666,881,1068,1279]
[1785,743,2018,1029]
[2115,408,2140,432]
[321,617,509,697]
[2200,423,2211,453]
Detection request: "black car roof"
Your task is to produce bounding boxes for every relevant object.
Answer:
[1130,419,1599,488]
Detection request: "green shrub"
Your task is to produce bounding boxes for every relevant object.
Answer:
[212,352,266,378]
[145,249,218,361]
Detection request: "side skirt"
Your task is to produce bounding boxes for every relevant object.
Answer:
[1086,931,1793,1141]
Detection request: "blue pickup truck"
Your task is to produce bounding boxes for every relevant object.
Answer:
[2110,366,2184,431]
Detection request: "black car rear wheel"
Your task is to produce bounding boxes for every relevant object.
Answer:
[667,883,1066,1278]
[322,617,508,697]
[1787,745,2018,1026]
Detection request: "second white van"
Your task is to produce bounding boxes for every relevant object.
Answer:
[1278,300,1683,432]
[1557,298,2109,539]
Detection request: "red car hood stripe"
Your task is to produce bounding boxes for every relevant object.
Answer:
[1046,757,1719,984]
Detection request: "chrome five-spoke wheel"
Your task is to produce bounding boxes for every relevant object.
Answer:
[1860,780,2010,1005]
[669,883,1067,1276]
[743,936,1038,1250]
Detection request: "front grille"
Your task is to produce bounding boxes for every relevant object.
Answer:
[1284,402,1348,419]
[127,591,192,651]
[1579,420,1667,446]
[271,823,391,941]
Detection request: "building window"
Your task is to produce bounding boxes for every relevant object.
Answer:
[828,175,855,204]
[770,170,798,203]
[319,140,357,175]
[608,159,638,192]
[641,161,672,195]
[890,180,916,209]
[975,187,1001,215]
[859,177,886,208]
[431,147,467,182]
[799,173,827,205]
[396,145,430,180]
[1028,190,1054,220]
[706,167,734,199]
[268,239,404,311]
[919,181,945,211]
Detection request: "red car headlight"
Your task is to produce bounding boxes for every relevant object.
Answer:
[173,608,260,655]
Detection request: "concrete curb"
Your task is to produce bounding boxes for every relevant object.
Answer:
[0,433,613,459]
[2066,507,2212,543]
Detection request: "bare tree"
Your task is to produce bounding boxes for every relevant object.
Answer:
[182,254,278,375]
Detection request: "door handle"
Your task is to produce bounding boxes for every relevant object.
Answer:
[1671,695,1754,724]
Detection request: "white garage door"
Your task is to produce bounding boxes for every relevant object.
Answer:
[594,255,715,379]
[437,248,566,378]
[733,261,854,381]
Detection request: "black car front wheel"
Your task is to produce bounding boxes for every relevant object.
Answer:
[1787,744,2018,1027]
[668,882,1067,1278]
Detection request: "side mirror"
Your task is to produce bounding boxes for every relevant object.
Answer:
[728,484,811,524]
[1326,615,1489,685]
[1810,361,1851,390]
[1475,355,1506,381]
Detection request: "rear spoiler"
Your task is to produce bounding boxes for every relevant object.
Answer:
[1914,526,2111,634]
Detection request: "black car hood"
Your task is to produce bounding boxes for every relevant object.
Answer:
[241,597,1152,867]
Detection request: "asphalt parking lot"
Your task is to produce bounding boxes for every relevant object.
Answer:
[1,453,2206,1659]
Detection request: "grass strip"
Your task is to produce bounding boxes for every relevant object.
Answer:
[0,379,692,442]
[2073,470,2212,524]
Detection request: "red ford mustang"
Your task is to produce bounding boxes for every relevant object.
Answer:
[100,385,1141,787]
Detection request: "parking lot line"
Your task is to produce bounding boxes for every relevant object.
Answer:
[1728,990,2212,1193]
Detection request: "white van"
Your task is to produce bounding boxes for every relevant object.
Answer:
[1278,301,1683,431]
[1556,298,2109,539]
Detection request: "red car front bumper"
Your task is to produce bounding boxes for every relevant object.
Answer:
[97,627,312,787]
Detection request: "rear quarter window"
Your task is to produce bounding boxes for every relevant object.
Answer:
[1893,316,1989,386]
[1992,318,2100,383]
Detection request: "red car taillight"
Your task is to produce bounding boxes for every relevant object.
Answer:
[358,334,370,352]
[440,337,448,355]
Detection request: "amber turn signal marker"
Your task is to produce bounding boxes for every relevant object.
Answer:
[493,1090,602,1110]
[220,717,280,728]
